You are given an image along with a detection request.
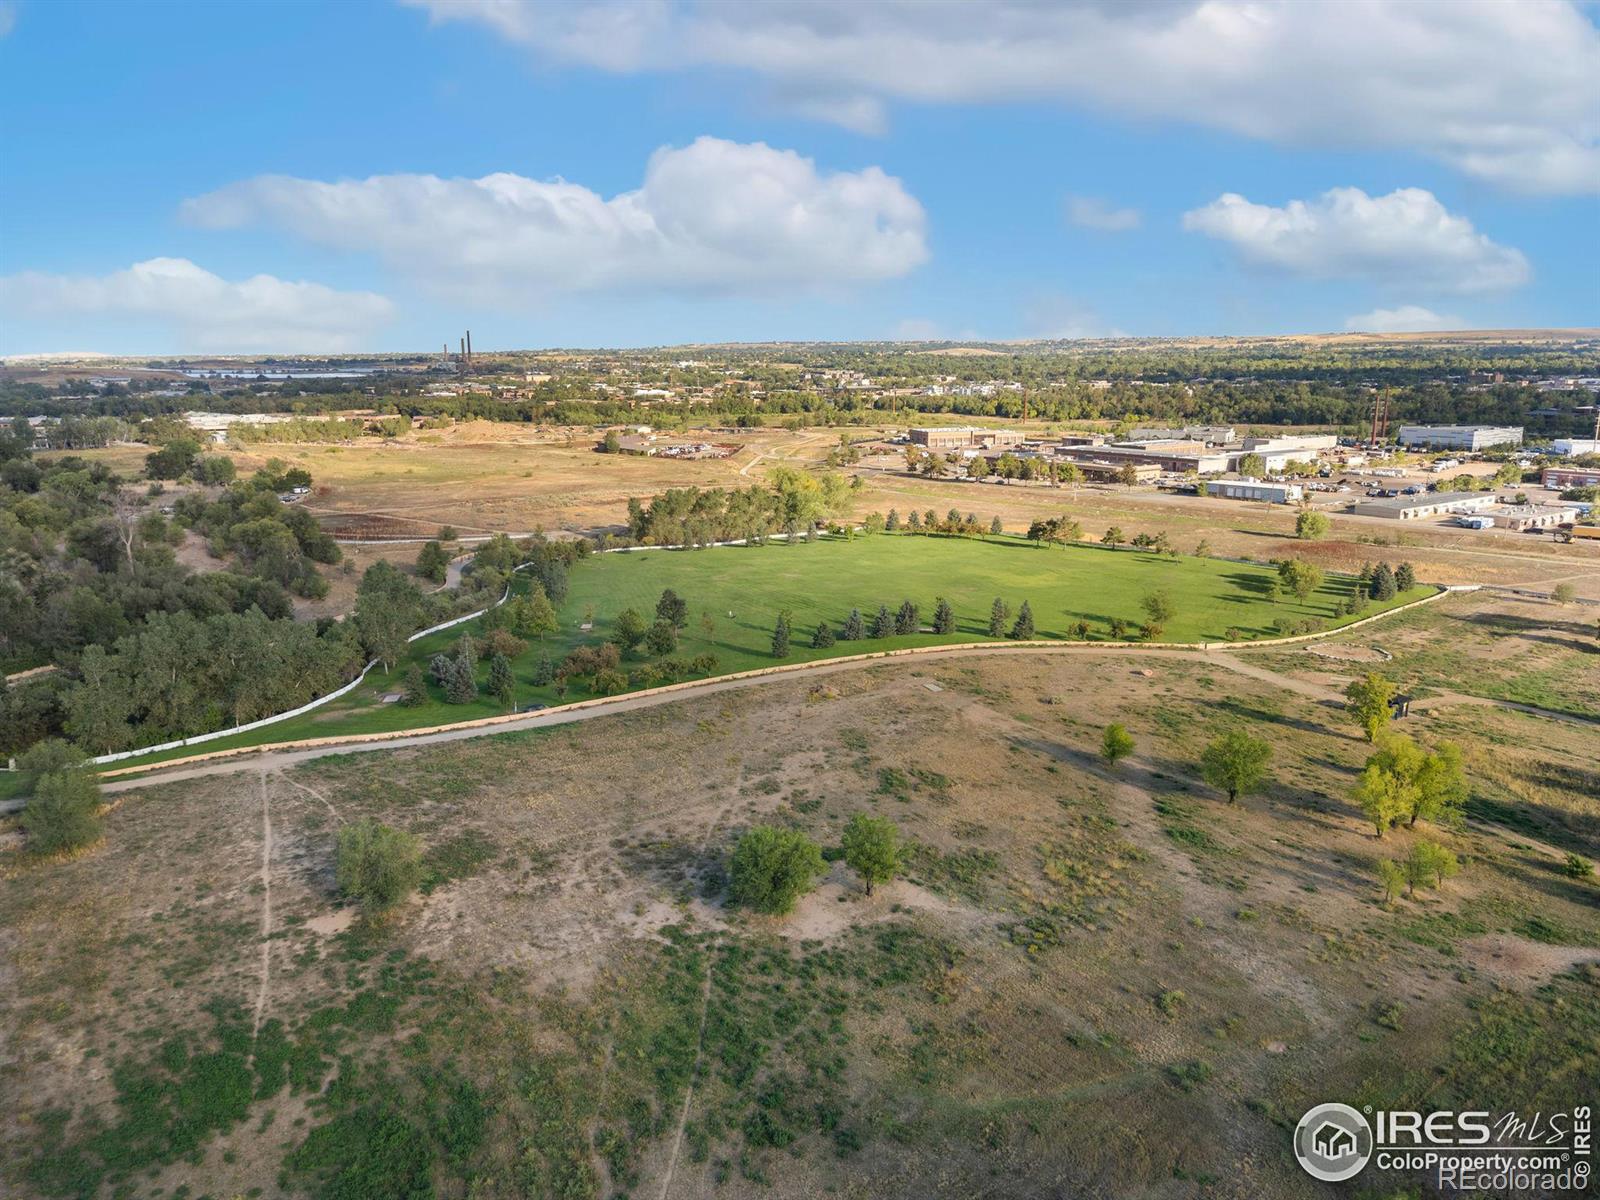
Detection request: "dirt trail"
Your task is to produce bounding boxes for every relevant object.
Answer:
[250,772,273,1045]
[656,956,714,1200]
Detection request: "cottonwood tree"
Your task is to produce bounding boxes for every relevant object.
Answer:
[1101,526,1124,548]
[19,741,103,855]
[1378,859,1407,906]
[336,819,423,914]
[354,560,423,672]
[1404,841,1460,896]
[729,826,825,915]
[1101,723,1135,768]
[1295,510,1330,540]
[1200,729,1272,804]
[509,586,559,642]
[416,540,450,584]
[1345,673,1397,742]
[842,813,900,896]
[1277,558,1324,601]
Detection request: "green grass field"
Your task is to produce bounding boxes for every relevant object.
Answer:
[105,534,1432,768]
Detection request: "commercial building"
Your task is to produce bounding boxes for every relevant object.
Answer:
[1055,443,1230,474]
[1483,504,1577,532]
[1205,480,1303,504]
[910,427,1027,451]
[1057,459,1161,484]
[1395,425,1524,451]
[1542,466,1600,489]
[1350,491,1498,521]
[1552,439,1600,456]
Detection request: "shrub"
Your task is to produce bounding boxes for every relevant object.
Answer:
[1562,853,1593,879]
[336,819,423,913]
[1101,723,1135,768]
[729,826,824,915]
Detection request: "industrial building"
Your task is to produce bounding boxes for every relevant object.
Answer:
[1552,439,1600,456]
[1205,480,1303,504]
[1543,466,1600,489]
[1127,425,1236,446]
[1395,425,1524,451]
[910,427,1027,451]
[1349,491,1498,521]
[1241,434,1339,454]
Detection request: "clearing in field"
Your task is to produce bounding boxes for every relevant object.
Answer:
[119,533,1431,762]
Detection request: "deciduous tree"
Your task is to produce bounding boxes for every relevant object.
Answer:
[729,826,824,915]
[842,813,900,896]
[1200,729,1272,803]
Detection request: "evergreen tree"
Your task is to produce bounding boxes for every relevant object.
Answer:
[1371,563,1397,601]
[399,665,428,707]
[445,641,478,703]
[842,608,865,640]
[1009,600,1035,639]
[886,508,900,531]
[811,621,836,649]
[895,599,918,634]
[932,596,955,634]
[924,509,937,528]
[488,651,515,708]
[988,597,1009,637]
[989,516,1003,536]
[1395,562,1416,591]
[655,588,689,628]
[531,649,555,687]
[870,604,894,638]
[907,510,922,529]
[771,611,792,658]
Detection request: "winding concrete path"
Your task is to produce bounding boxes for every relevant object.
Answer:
[93,642,1596,797]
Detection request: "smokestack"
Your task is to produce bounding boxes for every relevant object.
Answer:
[466,330,473,371]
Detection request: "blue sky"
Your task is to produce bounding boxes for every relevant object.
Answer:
[1,0,1596,354]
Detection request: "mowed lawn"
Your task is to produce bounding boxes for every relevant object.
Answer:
[106,535,1432,768]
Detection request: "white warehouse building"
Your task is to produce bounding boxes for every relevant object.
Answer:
[1396,425,1523,451]
[1206,480,1303,504]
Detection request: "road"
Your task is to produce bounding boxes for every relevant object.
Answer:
[92,641,1596,797]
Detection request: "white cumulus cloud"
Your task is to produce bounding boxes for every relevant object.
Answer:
[181,137,928,301]
[1343,305,1464,334]
[1181,187,1531,294]
[0,258,395,352]
[1065,195,1141,233]
[401,0,1600,195]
